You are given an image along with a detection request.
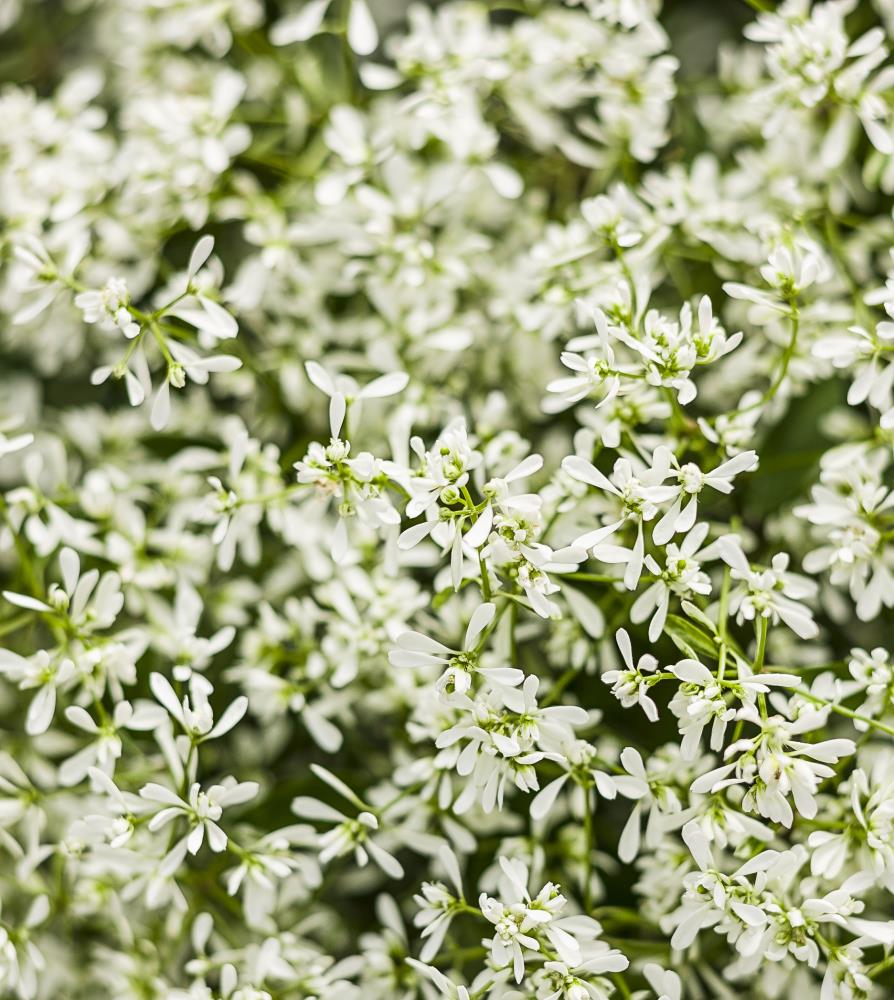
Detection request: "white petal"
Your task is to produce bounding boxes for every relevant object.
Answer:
[270,0,330,44]
[359,371,408,399]
[397,631,451,655]
[464,602,496,649]
[27,685,56,735]
[367,839,404,879]
[562,456,616,492]
[305,360,335,396]
[464,503,493,548]
[530,775,569,821]
[347,0,378,55]
[207,696,248,739]
[64,705,99,733]
[187,235,215,281]
[682,821,713,871]
[150,380,171,431]
[59,547,80,596]
[3,591,51,612]
[617,802,642,863]
[329,392,346,438]
[150,673,184,724]
[291,796,346,823]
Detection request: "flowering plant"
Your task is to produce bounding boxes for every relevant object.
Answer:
[3,0,894,997]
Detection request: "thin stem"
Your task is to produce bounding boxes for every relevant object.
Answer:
[509,601,518,663]
[582,784,594,911]
[724,305,800,418]
[565,572,624,584]
[869,952,894,979]
[0,498,43,599]
[717,566,731,682]
[792,689,894,738]
[478,551,492,601]
[542,667,578,707]
[150,321,175,365]
[0,612,32,638]
[754,616,768,718]
[235,483,305,508]
[611,972,633,999]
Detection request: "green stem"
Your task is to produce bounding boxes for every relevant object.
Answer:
[611,972,633,999]
[236,483,305,508]
[717,567,731,682]
[542,667,578,707]
[0,612,32,638]
[730,307,799,417]
[754,616,768,718]
[479,550,492,601]
[582,783,594,911]
[792,689,894,737]
[565,572,624,583]
[869,953,894,978]
[150,321,175,365]
[0,498,43,599]
[509,601,518,663]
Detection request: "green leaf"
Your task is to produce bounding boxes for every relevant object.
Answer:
[665,614,718,661]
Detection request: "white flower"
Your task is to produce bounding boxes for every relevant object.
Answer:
[529,740,617,822]
[809,763,894,890]
[59,700,165,786]
[670,820,780,954]
[847,646,894,724]
[292,764,404,878]
[479,857,606,983]
[602,629,659,721]
[631,522,714,641]
[413,847,466,961]
[390,602,522,699]
[304,361,409,440]
[75,277,140,339]
[166,235,239,346]
[0,649,74,735]
[140,778,258,869]
[150,342,242,431]
[404,959,476,1000]
[271,0,378,55]
[642,963,681,1000]
[546,306,627,413]
[692,714,855,827]
[724,246,824,313]
[4,546,123,633]
[612,746,681,862]
[717,536,819,640]
[651,451,758,546]
[468,453,544,550]
[0,895,50,1000]
[149,672,248,743]
[668,658,795,761]
[795,458,894,621]
[10,232,87,326]
[294,435,401,563]
[562,449,677,589]
[147,579,236,682]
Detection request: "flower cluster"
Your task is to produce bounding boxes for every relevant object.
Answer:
[2,1,894,998]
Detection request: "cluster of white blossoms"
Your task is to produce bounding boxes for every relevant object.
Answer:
[5,0,894,996]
